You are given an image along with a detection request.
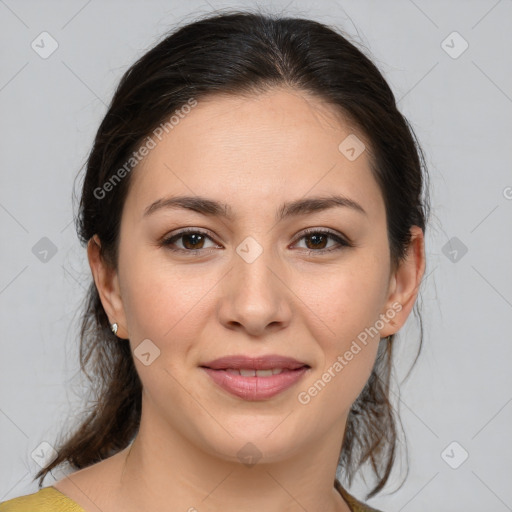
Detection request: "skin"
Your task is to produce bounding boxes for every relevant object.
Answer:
[53,87,425,512]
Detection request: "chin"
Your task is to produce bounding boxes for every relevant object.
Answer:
[197,425,307,466]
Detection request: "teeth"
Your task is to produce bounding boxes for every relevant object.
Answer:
[224,368,285,377]
[255,369,273,377]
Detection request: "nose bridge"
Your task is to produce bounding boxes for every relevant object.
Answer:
[233,234,280,294]
[219,232,292,332]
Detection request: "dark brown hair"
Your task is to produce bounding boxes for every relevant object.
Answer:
[35,8,430,499]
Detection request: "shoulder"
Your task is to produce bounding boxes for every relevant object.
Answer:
[0,487,85,512]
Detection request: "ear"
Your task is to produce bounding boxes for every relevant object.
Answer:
[379,225,426,338]
[87,235,129,339]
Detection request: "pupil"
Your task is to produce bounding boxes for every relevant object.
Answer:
[307,234,326,249]
[184,234,203,249]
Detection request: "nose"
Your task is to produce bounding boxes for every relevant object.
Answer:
[216,237,293,337]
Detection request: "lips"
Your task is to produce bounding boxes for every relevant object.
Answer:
[200,354,310,400]
[200,354,309,371]
[225,368,286,377]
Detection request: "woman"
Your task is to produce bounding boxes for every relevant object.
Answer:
[0,9,428,512]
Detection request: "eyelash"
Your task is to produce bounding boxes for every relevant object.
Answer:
[160,227,353,256]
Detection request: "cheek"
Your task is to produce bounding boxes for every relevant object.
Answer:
[118,255,210,397]
[293,256,387,398]
[295,268,383,419]
[118,242,220,350]
[295,258,389,344]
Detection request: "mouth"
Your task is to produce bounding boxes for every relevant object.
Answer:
[200,354,310,371]
[199,356,311,400]
[200,366,309,376]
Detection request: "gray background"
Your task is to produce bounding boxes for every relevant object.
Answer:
[1,1,511,511]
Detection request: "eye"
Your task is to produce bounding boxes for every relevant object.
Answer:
[161,228,219,254]
[292,228,352,254]
[160,227,352,255]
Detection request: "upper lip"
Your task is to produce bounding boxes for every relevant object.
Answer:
[200,354,309,371]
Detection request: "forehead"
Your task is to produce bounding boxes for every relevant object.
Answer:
[124,88,384,221]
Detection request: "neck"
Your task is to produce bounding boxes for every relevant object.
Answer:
[113,404,351,512]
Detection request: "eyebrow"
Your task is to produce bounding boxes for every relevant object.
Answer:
[143,194,367,221]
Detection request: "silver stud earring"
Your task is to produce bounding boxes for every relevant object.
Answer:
[111,323,118,335]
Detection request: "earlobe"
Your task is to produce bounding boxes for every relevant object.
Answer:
[87,235,128,339]
[379,226,426,338]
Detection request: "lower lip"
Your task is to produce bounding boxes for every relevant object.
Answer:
[201,367,309,400]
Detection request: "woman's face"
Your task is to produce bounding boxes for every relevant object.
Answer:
[95,88,422,464]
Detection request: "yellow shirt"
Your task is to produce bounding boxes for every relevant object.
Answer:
[0,483,383,512]
[0,487,84,512]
